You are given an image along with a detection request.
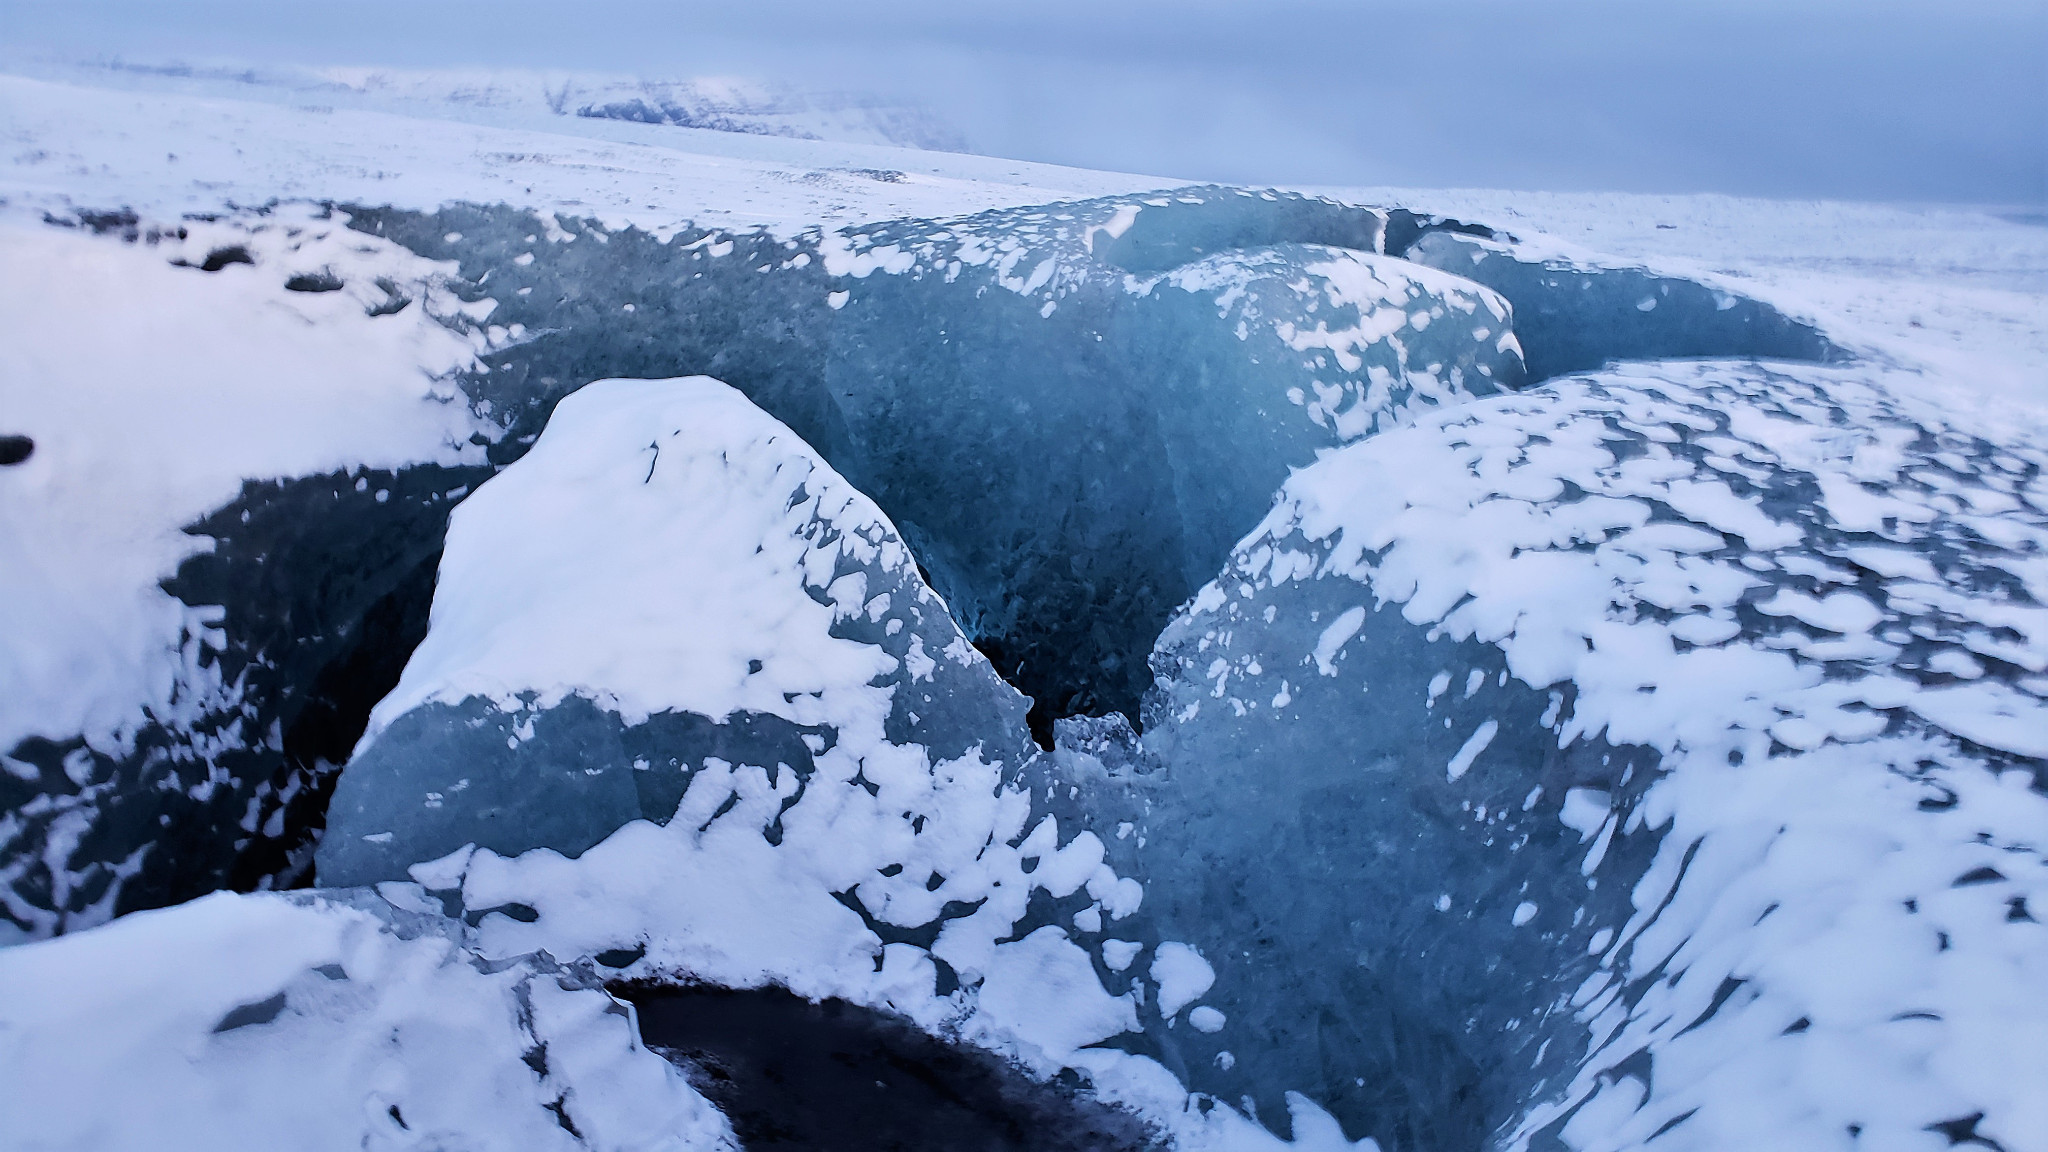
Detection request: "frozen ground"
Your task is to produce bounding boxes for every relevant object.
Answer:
[1,64,2044,1152]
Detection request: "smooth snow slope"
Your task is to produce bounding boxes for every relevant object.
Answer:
[0,69,1160,236]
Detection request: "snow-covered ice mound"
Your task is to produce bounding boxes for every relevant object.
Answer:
[320,375,1038,887]
[1054,359,2047,1149]
[311,376,1227,1144]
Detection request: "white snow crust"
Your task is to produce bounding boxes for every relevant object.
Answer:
[365,377,907,741]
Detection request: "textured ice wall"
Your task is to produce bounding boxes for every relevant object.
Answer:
[1405,232,1840,381]
[1054,360,2047,1149]
[0,888,735,1151]
[819,187,1524,726]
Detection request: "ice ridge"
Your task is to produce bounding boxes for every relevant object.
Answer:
[1053,359,2048,1149]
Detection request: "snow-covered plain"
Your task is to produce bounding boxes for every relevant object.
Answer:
[0,66,1155,235]
[1,64,2044,1152]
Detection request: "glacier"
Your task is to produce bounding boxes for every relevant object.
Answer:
[2,63,2045,1152]
[1399,231,1840,381]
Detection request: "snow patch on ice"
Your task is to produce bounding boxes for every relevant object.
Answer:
[0,890,735,1151]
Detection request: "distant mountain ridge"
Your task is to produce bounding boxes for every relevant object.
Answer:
[85,58,971,152]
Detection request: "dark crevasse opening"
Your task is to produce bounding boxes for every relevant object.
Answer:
[225,547,442,890]
[618,984,1163,1152]
[967,635,1060,749]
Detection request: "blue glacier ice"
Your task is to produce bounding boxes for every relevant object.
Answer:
[1042,359,2048,1149]
[816,189,1526,725]
[1401,231,1840,380]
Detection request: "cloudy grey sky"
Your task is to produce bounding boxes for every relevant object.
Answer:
[5,0,2044,205]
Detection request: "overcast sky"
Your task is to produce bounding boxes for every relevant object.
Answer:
[5,0,2044,205]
